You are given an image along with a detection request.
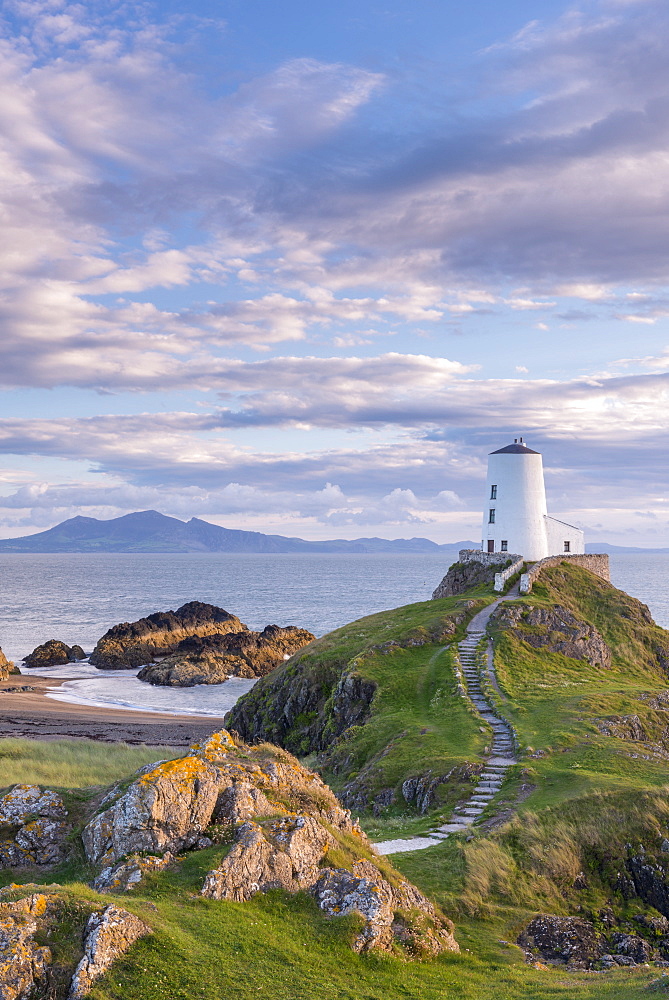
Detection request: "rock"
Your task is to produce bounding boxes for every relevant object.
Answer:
[89,601,247,669]
[23,639,84,669]
[68,904,150,998]
[596,715,649,741]
[0,785,69,867]
[610,931,654,962]
[635,913,669,935]
[81,730,357,866]
[0,894,54,1000]
[202,821,458,956]
[0,647,15,681]
[627,855,669,916]
[312,860,459,955]
[136,625,315,686]
[496,604,611,669]
[433,559,512,598]
[91,853,174,893]
[400,763,482,814]
[517,914,605,967]
[202,815,333,901]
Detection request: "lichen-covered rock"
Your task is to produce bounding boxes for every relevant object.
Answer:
[496,604,611,669]
[627,855,669,916]
[609,931,654,963]
[312,860,459,955]
[68,905,150,998]
[81,730,357,866]
[596,715,650,741]
[0,785,69,867]
[202,815,333,901]
[517,914,604,967]
[91,853,174,893]
[89,601,247,669]
[136,625,315,686]
[23,640,85,669]
[0,894,53,1000]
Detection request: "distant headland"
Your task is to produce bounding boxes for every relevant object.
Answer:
[0,509,475,554]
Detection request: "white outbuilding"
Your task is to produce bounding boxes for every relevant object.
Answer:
[481,438,584,561]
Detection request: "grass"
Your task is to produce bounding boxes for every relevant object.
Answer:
[0,737,180,792]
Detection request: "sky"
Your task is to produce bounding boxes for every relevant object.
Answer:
[0,0,668,546]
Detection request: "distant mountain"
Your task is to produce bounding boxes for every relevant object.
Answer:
[0,510,478,554]
[585,542,669,554]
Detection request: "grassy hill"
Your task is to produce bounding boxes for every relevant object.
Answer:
[4,563,669,997]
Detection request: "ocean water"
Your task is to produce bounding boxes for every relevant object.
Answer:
[0,552,666,717]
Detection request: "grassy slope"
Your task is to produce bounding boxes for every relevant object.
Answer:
[4,566,669,997]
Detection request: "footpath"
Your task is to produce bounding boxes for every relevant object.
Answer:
[374,589,519,856]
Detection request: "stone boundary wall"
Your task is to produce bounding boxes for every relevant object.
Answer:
[519,554,610,594]
[458,549,522,568]
[494,557,525,592]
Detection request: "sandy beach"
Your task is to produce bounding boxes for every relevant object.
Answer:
[0,673,227,747]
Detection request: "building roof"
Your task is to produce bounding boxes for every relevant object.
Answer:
[490,441,540,455]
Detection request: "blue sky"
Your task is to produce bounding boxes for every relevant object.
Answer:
[0,0,668,545]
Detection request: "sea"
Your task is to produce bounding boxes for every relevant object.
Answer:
[0,552,667,718]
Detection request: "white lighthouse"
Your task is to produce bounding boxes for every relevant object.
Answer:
[481,438,584,561]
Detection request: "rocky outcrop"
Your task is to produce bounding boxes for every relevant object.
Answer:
[0,647,15,681]
[89,601,247,669]
[68,905,151,998]
[202,815,333,901]
[596,714,654,741]
[91,853,174,893]
[0,894,54,1000]
[627,854,669,917]
[0,785,69,867]
[495,603,611,668]
[517,914,605,967]
[23,639,85,669]
[136,625,315,686]
[202,820,458,956]
[81,730,357,866]
[433,559,511,599]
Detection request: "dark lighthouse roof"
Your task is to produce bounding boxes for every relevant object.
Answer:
[490,438,540,455]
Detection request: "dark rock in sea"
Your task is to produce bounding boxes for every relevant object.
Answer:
[136,624,315,686]
[89,601,247,669]
[23,639,85,669]
[517,914,605,968]
[495,603,611,669]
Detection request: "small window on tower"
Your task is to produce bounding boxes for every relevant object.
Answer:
[490,485,497,499]
[501,540,508,551]
[489,509,495,523]
[564,540,570,553]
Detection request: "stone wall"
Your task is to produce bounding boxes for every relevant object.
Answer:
[494,557,525,592]
[458,548,522,568]
[520,554,610,594]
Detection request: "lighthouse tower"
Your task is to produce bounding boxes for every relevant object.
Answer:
[481,439,584,561]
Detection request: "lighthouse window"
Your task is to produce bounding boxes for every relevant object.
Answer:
[490,485,497,499]
[501,540,508,551]
[564,540,570,553]
[488,509,495,523]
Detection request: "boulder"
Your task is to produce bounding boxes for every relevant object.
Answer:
[517,914,605,967]
[609,931,654,963]
[0,785,69,867]
[23,640,85,669]
[81,730,356,866]
[202,816,333,901]
[136,624,315,686]
[68,905,151,998]
[0,894,54,1000]
[201,821,459,956]
[89,601,247,669]
[91,853,174,893]
[496,604,611,669]
[627,855,669,916]
[0,647,15,681]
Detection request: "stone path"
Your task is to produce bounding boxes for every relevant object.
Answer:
[374,592,518,856]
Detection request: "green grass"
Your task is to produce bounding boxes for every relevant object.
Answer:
[0,737,180,791]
